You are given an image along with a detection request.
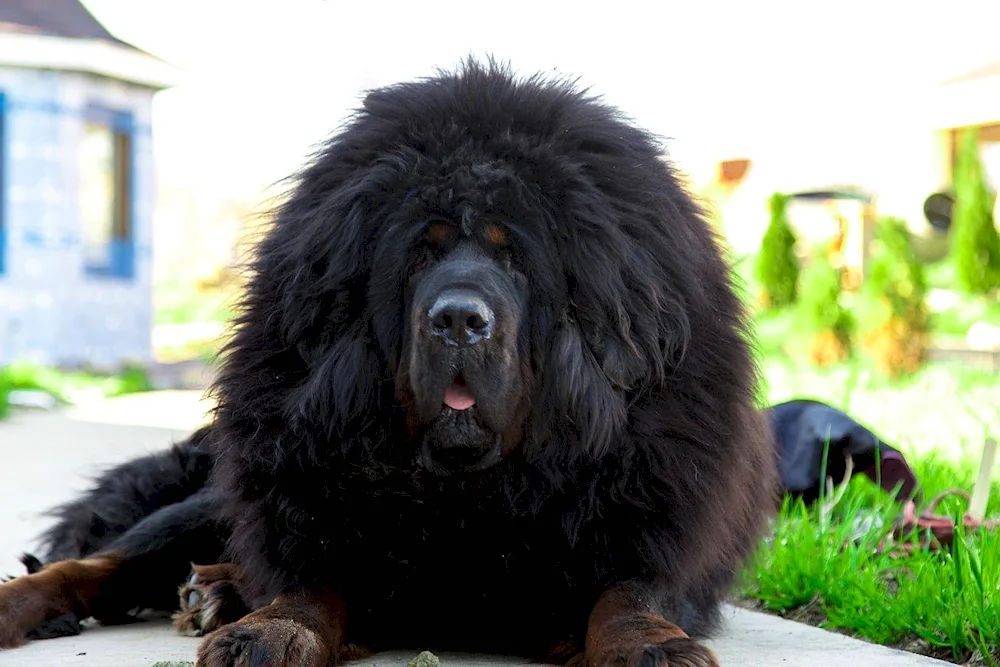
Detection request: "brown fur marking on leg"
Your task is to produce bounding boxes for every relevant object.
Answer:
[197,587,347,667]
[544,638,584,665]
[0,553,122,649]
[582,586,719,667]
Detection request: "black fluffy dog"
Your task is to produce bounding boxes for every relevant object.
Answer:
[0,60,778,667]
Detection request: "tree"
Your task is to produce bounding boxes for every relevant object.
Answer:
[857,217,929,377]
[797,251,853,367]
[756,192,800,308]
[950,128,1000,295]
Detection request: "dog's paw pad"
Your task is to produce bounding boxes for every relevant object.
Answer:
[173,568,247,637]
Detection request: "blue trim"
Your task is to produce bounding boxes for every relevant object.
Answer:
[82,103,136,281]
[0,93,6,276]
[7,99,152,136]
[85,240,134,279]
[85,104,134,134]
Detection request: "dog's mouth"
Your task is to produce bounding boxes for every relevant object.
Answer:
[410,374,504,475]
[442,376,476,411]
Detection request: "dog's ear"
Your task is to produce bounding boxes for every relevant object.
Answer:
[537,259,692,457]
[585,320,649,392]
[541,313,629,457]
[216,159,399,445]
[571,272,692,392]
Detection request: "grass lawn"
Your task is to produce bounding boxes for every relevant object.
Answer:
[0,362,153,419]
[742,353,1000,665]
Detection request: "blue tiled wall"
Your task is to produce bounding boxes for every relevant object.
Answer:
[0,69,155,368]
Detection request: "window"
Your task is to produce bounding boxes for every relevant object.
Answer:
[718,158,751,187]
[79,105,133,278]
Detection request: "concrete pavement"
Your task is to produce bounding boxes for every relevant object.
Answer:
[0,393,952,666]
[1,610,954,667]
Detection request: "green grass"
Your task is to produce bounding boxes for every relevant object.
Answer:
[0,362,154,417]
[0,372,10,420]
[743,353,1000,664]
[742,462,1000,664]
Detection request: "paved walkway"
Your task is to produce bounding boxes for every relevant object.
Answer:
[0,393,950,666]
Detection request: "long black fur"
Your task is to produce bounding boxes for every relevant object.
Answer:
[32,427,214,564]
[205,59,777,653]
[16,59,777,658]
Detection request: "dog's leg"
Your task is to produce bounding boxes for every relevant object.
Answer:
[197,588,348,667]
[580,583,720,667]
[35,427,214,564]
[0,553,123,648]
[0,489,225,649]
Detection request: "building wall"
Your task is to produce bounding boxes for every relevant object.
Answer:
[0,67,156,367]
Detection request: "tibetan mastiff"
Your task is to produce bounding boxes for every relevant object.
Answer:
[0,60,777,667]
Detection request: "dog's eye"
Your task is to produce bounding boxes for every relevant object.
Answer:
[426,222,456,248]
[412,246,434,273]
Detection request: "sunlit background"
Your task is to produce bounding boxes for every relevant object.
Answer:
[97,0,1000,358]
[0,0,998,368]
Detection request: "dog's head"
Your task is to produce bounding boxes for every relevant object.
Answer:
[215,60,752,480]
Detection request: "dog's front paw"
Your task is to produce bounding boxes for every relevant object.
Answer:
[174,564,249,637]
[197,617,327,667]
[586,637,720,667]
[631,638,720,667]
[0,575,73,648]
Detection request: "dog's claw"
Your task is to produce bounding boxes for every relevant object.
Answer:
[173,564,248,638]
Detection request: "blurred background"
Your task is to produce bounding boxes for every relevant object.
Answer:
[1,2,1000,661]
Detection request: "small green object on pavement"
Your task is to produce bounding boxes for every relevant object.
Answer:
[407,650,441,667]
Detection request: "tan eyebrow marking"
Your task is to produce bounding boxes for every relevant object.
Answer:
[484,223,508,247]
[427,222,455,245]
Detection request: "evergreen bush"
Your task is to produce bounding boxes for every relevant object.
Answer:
[756,192,800,308]
[950,128,1000,295]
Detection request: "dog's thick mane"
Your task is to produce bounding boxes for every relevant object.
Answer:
[198,57,774,633]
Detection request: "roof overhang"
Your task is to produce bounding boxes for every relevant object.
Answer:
[788,187,876,204]
[0,31,183,90]
[927,61,1000,130]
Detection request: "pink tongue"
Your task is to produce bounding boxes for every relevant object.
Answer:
[443,384,476,410]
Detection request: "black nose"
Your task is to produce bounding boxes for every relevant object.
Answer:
[428,293,494,346]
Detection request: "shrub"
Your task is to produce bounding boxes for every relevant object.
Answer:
[857,217,929,377]
[950,128,1000,295]
[115,363,154,396]
[797,250,853,367]
[756,192,800,308]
